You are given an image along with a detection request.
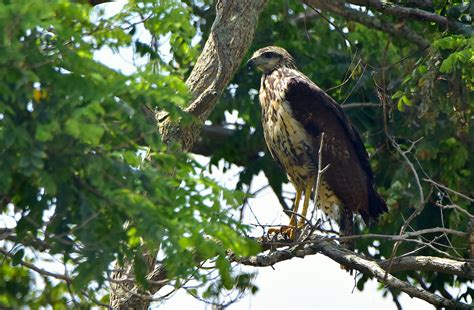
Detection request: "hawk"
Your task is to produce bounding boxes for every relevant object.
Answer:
[247,46,387,243]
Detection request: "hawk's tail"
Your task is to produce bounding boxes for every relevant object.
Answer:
[339,207,354,252]
[368,187,388,221]
[339,207,354,274]
[361,186,388,226]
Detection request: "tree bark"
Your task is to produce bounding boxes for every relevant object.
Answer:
[108,0,268,308]
[159,0,268,152]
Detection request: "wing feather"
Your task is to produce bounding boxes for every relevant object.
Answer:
[284,74,373,219]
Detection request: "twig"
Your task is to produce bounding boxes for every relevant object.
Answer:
[437,203,474,219]
[0,247,72,282]
[423,178,474,204]
[309,132,329,227]
[388,287,402,310]
[372,42,431,279]
[82,290,113,309]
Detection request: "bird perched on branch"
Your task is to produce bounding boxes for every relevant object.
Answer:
[247,46,387,246]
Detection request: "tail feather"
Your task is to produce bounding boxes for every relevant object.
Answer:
[339,207,354,274]
[359,187,387,226]
[339,207,354,251]
[368,187,388,222]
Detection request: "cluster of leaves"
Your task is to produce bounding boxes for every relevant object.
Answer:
[191,0,473,305]
[0,0,258,306]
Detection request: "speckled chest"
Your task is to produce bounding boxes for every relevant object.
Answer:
[259,69,317,187]
[258,68,342,219]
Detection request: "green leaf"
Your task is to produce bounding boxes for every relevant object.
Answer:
[80,124,104,146]
[0,170,12,193]
[391,90,404,99]
[65,118,81,138]
[66,120,105,146]
[35,121,59,142]
[133,252,149,289]
[216,256,233,290]
[11,249,25,266]
[39,172,57,196]
[123,150,141,167]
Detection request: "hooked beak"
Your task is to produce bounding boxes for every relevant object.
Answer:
[247,58,255,70]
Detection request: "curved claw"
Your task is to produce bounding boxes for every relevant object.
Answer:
[267,225,298,240]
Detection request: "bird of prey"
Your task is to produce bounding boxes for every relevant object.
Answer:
[247,46,387,242]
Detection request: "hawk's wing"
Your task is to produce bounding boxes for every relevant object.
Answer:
[284,74,375,222]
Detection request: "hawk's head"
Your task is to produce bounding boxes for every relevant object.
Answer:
[247,46,296,74]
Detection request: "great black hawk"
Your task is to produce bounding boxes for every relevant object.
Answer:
[247,46,387,243]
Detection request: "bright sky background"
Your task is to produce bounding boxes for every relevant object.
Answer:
[92,1,439,309]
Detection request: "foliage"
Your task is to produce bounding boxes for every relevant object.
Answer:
[0,0,258,306]
[1,0,473,308]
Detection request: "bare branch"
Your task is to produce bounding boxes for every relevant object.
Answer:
[87,0,113,6]
[424,178,474,204]
[304,0,430,48]
[378,256,474,280]
[345,0,472,35]
[0,247,72,282]
[232,236,473,309]
[341,102,381,109]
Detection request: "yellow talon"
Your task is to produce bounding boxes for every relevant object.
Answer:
[267,178,314,240]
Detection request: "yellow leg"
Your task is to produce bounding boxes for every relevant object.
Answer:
[288,188,302,229]
[268,188,302,239]
[298,178,314,227]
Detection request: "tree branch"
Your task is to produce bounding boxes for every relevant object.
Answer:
[232,235,473,309]
[86,0,114,6]
[158,0,269,151]
[378,256,474,280]
[304,0,430,48]
[345,0,472,35]
[0,247,72,282]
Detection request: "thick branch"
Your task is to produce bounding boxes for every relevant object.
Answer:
[378,256,474,280]
[345,0,472,35]
[88,0,112,5]
[159,0,269,151]
[305,0,430,48]
[233,236,473,309]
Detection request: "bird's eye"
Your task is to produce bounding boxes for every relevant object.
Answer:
[262,52,273,59]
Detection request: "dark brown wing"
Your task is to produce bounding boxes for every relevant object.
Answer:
[285,74,386,223]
